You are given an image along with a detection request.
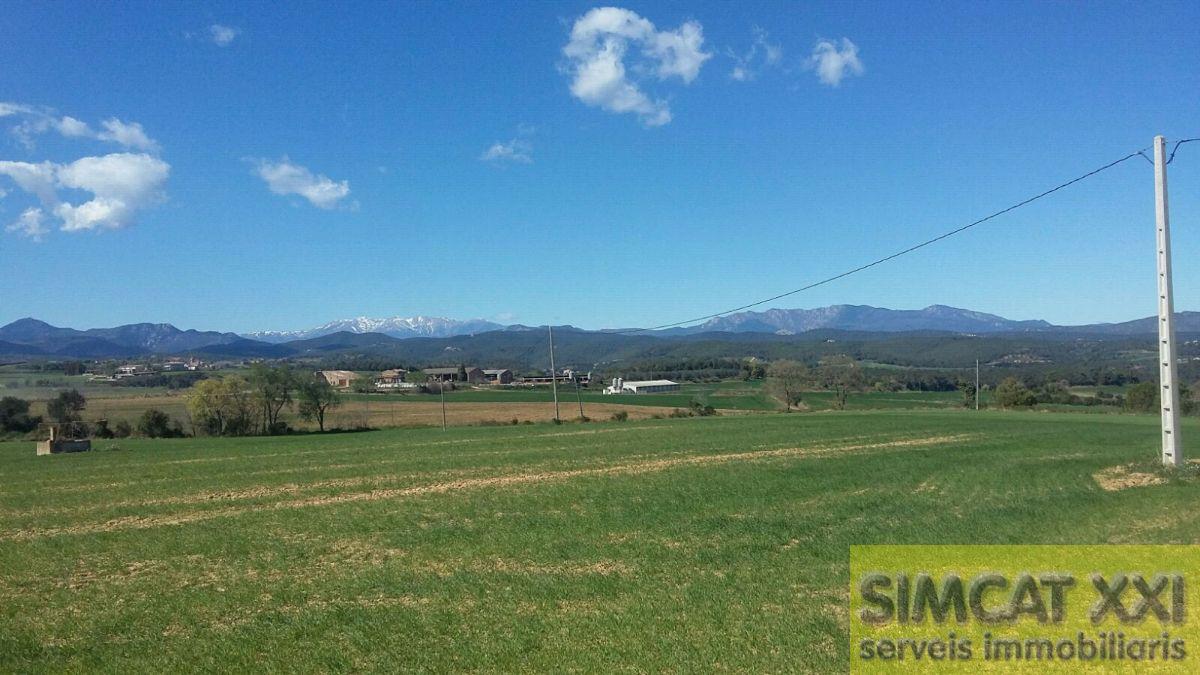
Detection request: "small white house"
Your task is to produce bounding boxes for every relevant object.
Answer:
[603,378,680,395]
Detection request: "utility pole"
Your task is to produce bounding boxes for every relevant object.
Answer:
[975,359,980,411]
[548,325,560,422]
[1154,135,1183,467]
[574,375,585,420]
[439,381,447,431]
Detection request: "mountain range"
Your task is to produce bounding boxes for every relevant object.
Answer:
[2,305,1198,361]
[242,316,505,342]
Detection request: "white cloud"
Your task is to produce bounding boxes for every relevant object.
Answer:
[6,207,48,241]
[54,153,170,231]
[254,158,350,209]
[728,27,782,82]
[481,139,533,164]
[0,103,37,118]
[0,160,59,204]
[56,116,92,137]
[0,105,169,238]
[209,24,238,47]
[482,127,534,164]
[96,118,159,152]
[0,102,160,151]
[563,7,711,126]
[807,38,864,87]
[0,153,169,234]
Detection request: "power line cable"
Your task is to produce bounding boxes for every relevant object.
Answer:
[1167,138,1200,165]
[613,146,1154,334]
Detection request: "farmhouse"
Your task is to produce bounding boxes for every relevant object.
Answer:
[425,366,484,383]
[318,370,360,389]
[603,378,681,395]
[375,369,415,390]
[483,368,513,384]
[115,364,150,378]
[377,369,406,384]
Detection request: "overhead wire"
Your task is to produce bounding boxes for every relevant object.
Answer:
[610,145,1163,334]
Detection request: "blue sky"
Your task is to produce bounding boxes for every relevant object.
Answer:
[1,1,1197,333]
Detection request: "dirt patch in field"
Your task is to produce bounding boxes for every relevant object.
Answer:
[2,434,971,541]
[1093,464,1168,492]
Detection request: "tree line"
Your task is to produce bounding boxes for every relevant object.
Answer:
[187,364,342,435]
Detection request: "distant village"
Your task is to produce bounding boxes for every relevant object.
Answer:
[80,357,681,396]
[316,367,682,395]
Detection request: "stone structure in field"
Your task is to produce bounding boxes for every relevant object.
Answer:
[36,424,92,456]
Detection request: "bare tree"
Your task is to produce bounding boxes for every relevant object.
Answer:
[816,355,864,410]
[297,375,341,432]
[766,360,810,411]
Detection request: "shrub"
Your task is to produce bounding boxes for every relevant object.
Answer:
[46,389,86,423]
[137,409,185,438]
[0,396,40,433]
[113,420,133,438]
[93,419,115,439]
[611,411,629,422]
[994,377,1037,408]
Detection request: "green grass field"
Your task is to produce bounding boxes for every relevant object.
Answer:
[2,410,1197,671]
[345,381,968,413]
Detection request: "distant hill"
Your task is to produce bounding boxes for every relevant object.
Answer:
[244,316,504,342]
[662,304,1053,335]
[0,318,262,358]
[660,304,1200,336]
[4,305,1200,364]
[1063,313,1200,335]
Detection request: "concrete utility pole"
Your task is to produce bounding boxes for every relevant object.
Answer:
[548,325,560,422]
[1154,135,1183,467]
[975,359,980,411]
[440,381,447,431]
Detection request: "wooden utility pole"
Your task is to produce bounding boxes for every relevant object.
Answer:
[548,325,560,422]
[975,359,980,411]
[1154,135,1183,467]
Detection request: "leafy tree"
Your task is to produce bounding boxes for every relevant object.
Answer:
[816,355,864,410]
[1124,381,1195,415]
[766,360,810,411]
[138,409,184,438]
[741,359,767,381]
[188,376,256,436]
[0,396,40,433]
[457,364,468,382]
[994,377,1037,408]
[46,389,86,423]
[249,364,295,435]
[957,379,977,408]
[297,375,341,432]
[1124,382,1157,413]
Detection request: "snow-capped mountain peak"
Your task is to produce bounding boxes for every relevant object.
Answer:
[243,316,504,343]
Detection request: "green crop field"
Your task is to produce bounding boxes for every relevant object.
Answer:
[2,410,1197,671]
[343,381,967,413]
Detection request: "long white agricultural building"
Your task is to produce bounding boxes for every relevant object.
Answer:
[603,378,680,395]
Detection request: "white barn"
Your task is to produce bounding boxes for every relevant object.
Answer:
[603,378,680,395]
